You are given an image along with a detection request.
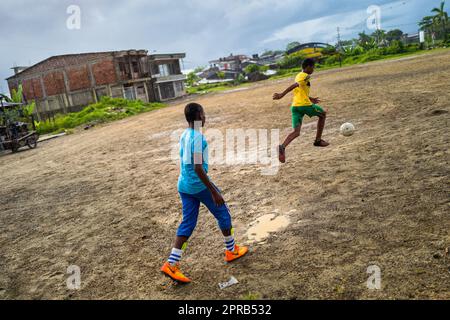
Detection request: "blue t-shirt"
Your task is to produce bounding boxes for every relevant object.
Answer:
[177,128,209,194]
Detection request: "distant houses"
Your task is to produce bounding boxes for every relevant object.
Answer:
[197,54,249,83]
[197,52,284,84]
[6,49,187,120]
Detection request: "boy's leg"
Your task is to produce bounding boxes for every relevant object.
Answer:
[197,187,248,262]
[281,124,302,149]
[279,107,303,163]
[309,105,329,147]
[161,192,200,283]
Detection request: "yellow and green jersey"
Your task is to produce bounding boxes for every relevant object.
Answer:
[292,71,312,107]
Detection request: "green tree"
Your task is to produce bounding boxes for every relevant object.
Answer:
[358,31,375,50]
[186,72,200,86]
[371,29,387,46]
[277,52,306,69]
[244,64,261,74]
[432,1,449,41]
[419,15,437,43]
[419,16,435,31]
[286,41,301,51]
[386,29,404,42]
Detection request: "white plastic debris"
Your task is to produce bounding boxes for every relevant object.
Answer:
[218,276,239,289]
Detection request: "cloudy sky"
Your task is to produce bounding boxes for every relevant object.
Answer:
[0,0,436,93]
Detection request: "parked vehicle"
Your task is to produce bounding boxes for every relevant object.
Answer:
[0,98,39,153]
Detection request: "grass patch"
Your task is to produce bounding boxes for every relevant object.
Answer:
[37,97,166,135]
[241,292,261,300]
[186,81,254,95]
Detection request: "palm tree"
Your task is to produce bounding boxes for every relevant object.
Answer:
[419,16,435,31]
[432,1,449,41]
[420,16,437,44]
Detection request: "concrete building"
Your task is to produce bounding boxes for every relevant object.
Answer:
[6,50,186,120]
[202,54,250,81]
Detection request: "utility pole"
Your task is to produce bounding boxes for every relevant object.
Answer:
[337,27,342,68]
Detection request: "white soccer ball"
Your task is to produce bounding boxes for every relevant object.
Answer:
[340,122,355,137]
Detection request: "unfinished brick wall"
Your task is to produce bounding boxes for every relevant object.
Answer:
[22,78,43,99]
[43,71,66,96]
[67,65,91,91]
[92,59,117,85]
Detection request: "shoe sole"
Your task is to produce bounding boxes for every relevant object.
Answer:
[225,249,249,263]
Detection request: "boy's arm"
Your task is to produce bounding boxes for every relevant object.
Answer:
[273,83,299,100]
[194,153,224,206]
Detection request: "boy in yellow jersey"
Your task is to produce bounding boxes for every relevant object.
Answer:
[273,58,329,163]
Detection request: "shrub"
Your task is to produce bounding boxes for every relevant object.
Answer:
[36,97,165,135]
[324,55,339,65]
[386,40,405,54]
[277,52,306,69]
[244,64,261,74]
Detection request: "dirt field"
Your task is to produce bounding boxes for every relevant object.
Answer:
[1,50,449,300]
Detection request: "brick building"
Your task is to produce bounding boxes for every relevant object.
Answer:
[6,50,186,119]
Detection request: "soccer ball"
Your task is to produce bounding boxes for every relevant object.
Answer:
[340,122,355,137]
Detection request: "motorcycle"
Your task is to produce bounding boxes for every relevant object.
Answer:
[0,98,39,153]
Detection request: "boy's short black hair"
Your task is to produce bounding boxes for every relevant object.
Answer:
[184,102,203,123]
[302,58,315,69]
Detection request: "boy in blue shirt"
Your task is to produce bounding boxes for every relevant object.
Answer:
[161,103,248,283]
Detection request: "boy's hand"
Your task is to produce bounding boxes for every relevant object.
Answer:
[310,97,321,104]
[211,189,225,206]
[273,93,283,100]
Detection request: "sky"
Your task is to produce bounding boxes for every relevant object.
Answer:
[0,0,438,94]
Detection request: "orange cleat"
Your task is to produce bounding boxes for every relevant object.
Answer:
[225,244,249,262]
[161,262,191,283]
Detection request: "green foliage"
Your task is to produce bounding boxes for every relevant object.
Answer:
[385,40,405,54]
[216,71,225,79]
[233,73,246,85]
[11,84,23,103]
[322,45,337,55]
[431,1,449,41]
[386,29,404,42]
[242,292,260,300]
[244,64,261,74]
[358,31,378,50]
[36,97,165,135]
[277,52,306,69]
[22,101,36,117]
[186,72,200,87]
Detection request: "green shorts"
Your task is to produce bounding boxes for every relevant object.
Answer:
[291,104,324,128]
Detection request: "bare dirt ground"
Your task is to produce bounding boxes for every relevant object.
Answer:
[0,50,449,300]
